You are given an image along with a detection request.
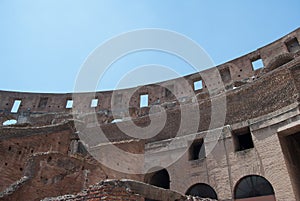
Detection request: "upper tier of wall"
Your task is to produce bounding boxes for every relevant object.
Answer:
[1,28,300,126]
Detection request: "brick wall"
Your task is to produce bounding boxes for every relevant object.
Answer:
[42,179,217,201]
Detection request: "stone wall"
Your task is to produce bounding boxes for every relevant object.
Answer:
[42,179,217,201]
[0,28,299,201]
[0,28,299,127]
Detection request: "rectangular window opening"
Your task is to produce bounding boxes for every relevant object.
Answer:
[286,37,300,53]
[11,100,21,113]
[278,132,300,197]
[165,85,174,98]
[65,99,73,109]
[38,97,48,108]
[251,58,264,70]
[189,139,205,161]
[233,127,254,152]
[90,98,98,108]
[140,94,148,108]
[220,67,231,83]
[193,80,203,91]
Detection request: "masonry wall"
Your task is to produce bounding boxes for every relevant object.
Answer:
[0,123,144,201]
[0,28,299,127]
[41,180,217,201]
[0,28,299,201]
[145,104,300,200]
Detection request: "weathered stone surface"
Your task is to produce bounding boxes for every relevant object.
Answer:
[42,179,217,201]
[0,28,299,201]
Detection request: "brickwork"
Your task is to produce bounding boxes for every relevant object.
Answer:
[0,28,299,200]
[42,180,217,201]
[0,28,299,127]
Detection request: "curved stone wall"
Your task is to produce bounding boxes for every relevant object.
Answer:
[0,28,299,127]
[1,28,300,201]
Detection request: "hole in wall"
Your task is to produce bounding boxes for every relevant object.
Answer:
[47,156,52,162]
[234,175,275,199]
[164,85,174,97]
[90,98,98,108]
[11,100,22,113]
[65,99,73,109]
[186,183,218,199]
[285,37,300,53]
[220,67,231,83]
[193,80,203,90]
[233,127,254,152]
[146,169,170,189]
[3,119,17,126]
[140,94,149,108]
[189,139,205,160]
[38,97,48,108]
[251,58,264,70]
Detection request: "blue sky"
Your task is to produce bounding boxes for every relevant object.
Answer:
[0,0,299,93]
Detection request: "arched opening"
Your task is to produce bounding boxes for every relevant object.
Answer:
[186,183,218,199]
[145,168,170,201]
[147,168,170,189]
[234,175,276,201]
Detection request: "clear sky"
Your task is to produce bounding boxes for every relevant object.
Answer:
[0,0,299,93]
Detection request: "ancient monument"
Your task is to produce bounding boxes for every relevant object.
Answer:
[0,28,300,201]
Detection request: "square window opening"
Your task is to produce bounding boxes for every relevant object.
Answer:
[66,100,73,109]
[140,94,148,108]
[189,139,205,161]
[11,100,22,113]
[90,99,98,108]
[233,127,254,151]
[286,37,300,53]
[193,80,203,91]
[251,58,264,70]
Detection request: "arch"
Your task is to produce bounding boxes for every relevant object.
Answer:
[145,168,170,189]
[263,52,294,73]
[185,183,218,199]
[234,175,275,201]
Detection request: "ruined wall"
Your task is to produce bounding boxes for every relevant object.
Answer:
[0,123,73,192]
[0,28,300,201]
[0,123,144,201]
[0,28,299,127]
[41,179,217,201]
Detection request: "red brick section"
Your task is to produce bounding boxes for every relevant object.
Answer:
[42,179,217,201]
